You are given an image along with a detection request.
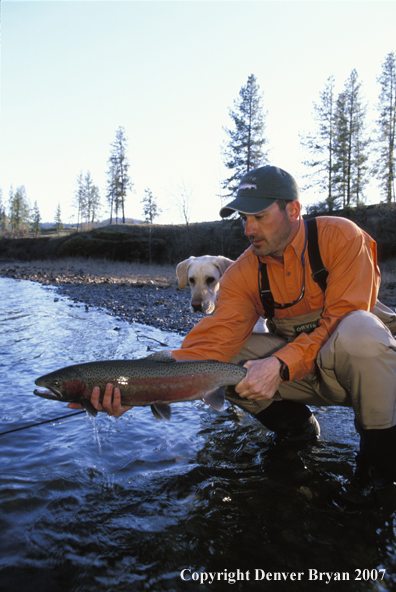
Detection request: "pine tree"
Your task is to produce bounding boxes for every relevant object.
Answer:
[84,171,94,226]
[300,76,339,210]
[106,127,132,224]
[73,171,101,229]
[0,188,7,233]
[84,171,101,227]
[31,201,41,237]
[351,104,370,205]
[141,188,161,265]
[89,185,101,226]
[55,203,63,235]
[332,90,349,208]
[333,70,370,207]
[375,51,396,203]
[73,171,86,231]
[9,185,30,236]
[141,188,161,225]
[221,74,269,200]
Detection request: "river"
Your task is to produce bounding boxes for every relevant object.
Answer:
[0,277,395,591]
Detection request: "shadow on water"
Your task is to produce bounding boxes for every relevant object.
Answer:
[0,279,396,592]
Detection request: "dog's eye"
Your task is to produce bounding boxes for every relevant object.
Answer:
[206,277,215,285]
[189,278,195,286]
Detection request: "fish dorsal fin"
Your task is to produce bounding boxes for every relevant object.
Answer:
[81,398,98,418]
[151,403,172,421]
[144,351,176,363]
[202,388,225,412]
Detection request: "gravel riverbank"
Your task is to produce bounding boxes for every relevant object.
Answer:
[54,282,201,335]
[1,258,396,337]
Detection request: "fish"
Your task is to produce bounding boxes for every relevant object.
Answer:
[33,351,247,420]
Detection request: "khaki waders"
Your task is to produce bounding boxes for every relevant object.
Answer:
[229,308,396,430]
[228,306,396,486]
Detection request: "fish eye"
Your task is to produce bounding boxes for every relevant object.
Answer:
[52,380,60,388]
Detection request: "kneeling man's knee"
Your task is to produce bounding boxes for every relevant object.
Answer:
[335,310,392,358]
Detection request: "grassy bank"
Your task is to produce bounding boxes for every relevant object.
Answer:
[2,204,396,265]
[0,220,250,265]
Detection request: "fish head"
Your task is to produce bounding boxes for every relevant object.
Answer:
[34,367,88,402]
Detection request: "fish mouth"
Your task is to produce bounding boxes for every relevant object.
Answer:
[33,385,63,400]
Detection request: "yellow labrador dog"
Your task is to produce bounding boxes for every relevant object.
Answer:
[176,255,267,332]
[176,255,233,314]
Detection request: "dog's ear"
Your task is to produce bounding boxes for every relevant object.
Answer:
[176,258,193,289]
[214,256,234,277]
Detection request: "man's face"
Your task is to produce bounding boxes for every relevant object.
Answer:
[240,201,295,257]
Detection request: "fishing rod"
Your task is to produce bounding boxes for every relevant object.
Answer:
[0,411,86,437]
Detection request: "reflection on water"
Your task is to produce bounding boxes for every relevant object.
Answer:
[0,277,395,591]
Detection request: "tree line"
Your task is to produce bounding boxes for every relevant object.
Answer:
[222,52,395,211]
[0,125,163,238]
[1,51,395,237]
[301,54,395,211]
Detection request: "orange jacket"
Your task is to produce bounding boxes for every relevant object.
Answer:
[172,216,380,381]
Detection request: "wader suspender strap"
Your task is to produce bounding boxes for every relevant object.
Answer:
[306,217,329,292]
[258,217,329,319]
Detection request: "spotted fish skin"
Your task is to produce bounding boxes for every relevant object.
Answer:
[33,354,247,420]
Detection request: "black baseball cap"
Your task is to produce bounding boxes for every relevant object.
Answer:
[219,165,300,218]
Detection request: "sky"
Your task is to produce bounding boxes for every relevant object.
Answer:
[1,0,395,225]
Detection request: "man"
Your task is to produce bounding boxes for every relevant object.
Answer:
[71,165,396,500]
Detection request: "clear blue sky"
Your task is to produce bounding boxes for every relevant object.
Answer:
[1,0,395,224]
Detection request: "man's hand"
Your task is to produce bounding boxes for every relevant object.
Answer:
[67,383,132,418]
[235,357,282,401]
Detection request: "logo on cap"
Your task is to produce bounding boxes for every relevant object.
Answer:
[238,183,257,190]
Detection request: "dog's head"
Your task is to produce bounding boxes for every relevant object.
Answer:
[176,255,234,314]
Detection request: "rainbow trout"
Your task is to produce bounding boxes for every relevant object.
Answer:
[33,352,247,420]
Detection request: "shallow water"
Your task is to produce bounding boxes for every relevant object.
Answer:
[0,277,395,592]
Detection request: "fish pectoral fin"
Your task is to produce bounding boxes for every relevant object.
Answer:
[151,403,172,421]
[81,398,98,418]
[144,351,176,363]
[202,388,225,412]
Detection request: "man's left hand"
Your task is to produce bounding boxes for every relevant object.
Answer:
[235,357,282,400]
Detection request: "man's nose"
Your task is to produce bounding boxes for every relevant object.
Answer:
[244,218,257,236]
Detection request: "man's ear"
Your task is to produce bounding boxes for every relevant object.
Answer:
[286,200,301,222]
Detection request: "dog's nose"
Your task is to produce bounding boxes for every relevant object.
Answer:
[191,301,203,313]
